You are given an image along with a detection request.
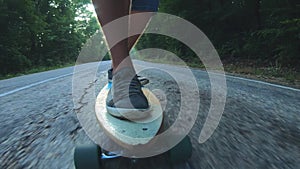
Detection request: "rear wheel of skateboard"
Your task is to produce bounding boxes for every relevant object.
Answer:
[74,144,102,169]
[168,136,192,164]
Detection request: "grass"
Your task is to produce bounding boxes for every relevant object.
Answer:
[225,64,299,84]
[1,57,299,89]
[0,62,75,80]
[134,56,300,88]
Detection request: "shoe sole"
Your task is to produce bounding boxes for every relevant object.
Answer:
[106,106,152,120]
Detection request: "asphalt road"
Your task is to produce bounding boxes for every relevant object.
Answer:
[0,60,299,169]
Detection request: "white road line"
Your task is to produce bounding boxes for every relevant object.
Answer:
[190,69,300,92]
[0,64,107,98]
[204,71,300,92]
[225,74,300,92]
[1,62,298,98]
[0,73,73,98]
[136,61,300,92]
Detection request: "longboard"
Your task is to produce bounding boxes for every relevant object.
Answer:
[95,83,163,147]
[75,83,193,169]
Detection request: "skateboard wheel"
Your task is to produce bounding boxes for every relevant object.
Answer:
[168,136,192,164]
[74,144,102,169]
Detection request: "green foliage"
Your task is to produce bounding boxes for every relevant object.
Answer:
[138,0,300,70]
[0,0,100,76]
[77,30,109,64]
[1,0,299,77]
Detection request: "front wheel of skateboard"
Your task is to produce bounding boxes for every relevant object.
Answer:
[74,144,102,169]
[168,136,192,164]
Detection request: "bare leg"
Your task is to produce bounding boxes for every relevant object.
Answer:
[128,11,154,51]
[92,0,150,114]
[92,0,131,72]
[92,0,154,70]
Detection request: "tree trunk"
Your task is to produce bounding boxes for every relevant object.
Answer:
[255,0,261,29]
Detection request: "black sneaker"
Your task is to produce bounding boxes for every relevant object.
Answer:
[108,68,113,83]
[106,67,150,119]
[107,68,149,86]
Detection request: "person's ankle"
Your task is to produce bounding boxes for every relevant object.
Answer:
[112,57,134,74]
[110,67,149,109]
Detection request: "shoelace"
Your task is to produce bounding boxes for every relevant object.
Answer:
[128,75,142,96]
[113,75,143,101]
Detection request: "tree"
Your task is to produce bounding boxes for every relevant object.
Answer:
[0,0,100,76]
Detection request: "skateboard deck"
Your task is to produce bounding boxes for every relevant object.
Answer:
[95,83,163,147]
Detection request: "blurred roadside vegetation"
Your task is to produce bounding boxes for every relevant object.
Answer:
[0,0,102,78]
[1,0,299,85]
[137,0,300,85]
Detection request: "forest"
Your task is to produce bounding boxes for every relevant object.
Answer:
[0,0,299,80]
[138,0,300,71]
[0,0,98,76]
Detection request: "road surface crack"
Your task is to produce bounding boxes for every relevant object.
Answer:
[74,79,97,113]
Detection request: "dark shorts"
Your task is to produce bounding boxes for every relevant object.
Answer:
[131,0,159,12]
